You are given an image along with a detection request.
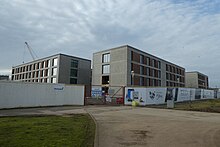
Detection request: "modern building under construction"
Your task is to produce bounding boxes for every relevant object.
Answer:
[92,45,185,87]
[11,54,91,85]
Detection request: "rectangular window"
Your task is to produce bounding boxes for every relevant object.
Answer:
[131,63,133,71]
[33,64,36,70]
[70,69,78,77]
[152,69,155,77]
[131,51,133,61]
[146,57,150,66]
[154,60,157,68]
[36,71,39,77]
[158,80,161,86]
[40,70,43,77]
[70,78,77,84]
[32,72,35,78]
[140,55,144,64]
[45,69,48,76]
[158,71,161,78]
[140,66,143,75]
[52,68,57,76]
[52,58,58,66]
[158,61,161,69]
[102,53,110,63]
[154,79,157,86]
[152,59,155,67]
[146,68,149,76]
[71,59,78,68]
[41,61,44,68]
[140,77,144,86]
[51,77,57,83]
[102,76,109,84]
[102,64,110,74]
[48,60,51,67]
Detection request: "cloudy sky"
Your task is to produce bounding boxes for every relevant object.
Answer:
[0,0,220,87]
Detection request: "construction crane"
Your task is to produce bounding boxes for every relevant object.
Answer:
[24,42,38,60]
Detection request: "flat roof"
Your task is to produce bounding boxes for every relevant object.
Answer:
[94,44,185,69]
[12,53,91,68]
[186,71,208,77]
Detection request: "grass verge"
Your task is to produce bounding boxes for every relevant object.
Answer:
[0,114,95,147]
[147,99,220,113]
[174,99,220,113]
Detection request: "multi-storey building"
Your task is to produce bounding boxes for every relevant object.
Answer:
[92,45,185,87]
[11,54,91,85]
[185,71,209,89]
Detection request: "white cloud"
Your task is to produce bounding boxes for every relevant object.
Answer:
[0,0,220,87]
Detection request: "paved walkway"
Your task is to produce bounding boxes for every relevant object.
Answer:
[85,106,220,147]
[1,106,220,147]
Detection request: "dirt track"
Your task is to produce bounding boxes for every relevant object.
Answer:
[1,106,220,147]
[86,106,220,147]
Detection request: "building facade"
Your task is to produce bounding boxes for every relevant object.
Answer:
[12,54,91,85]
[185,71,209,89]
[92,45,185,87]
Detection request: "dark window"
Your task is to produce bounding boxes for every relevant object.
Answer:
[70,78,77,84]
[33,64,36,70]
[71,59,78,68]
[70,69,78,77]
[146,68,149,76]
[140,55,144,64]
[45,69,48,76]
[140,66,143,75]
[158,61,161,69]
[158,80,161,86]
[158,71,161,78]
[41,61,44,68]
[36,71,39,77]
[131,51,133,61]
[32,72,35,78]
[131,63,133,71]
[102,76,109,84]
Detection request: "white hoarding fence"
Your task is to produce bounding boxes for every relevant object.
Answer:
[125,87,215,106]
[0,81,85,109]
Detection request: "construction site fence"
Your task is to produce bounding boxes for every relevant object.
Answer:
[85,85,220,106]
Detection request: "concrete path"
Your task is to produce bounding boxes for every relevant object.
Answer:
[0,106,86,116]
[1,106,220,147]
[85,106,220,147]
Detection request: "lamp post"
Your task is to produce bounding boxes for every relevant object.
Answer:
[131,70,134,86]
[177,77,180,87]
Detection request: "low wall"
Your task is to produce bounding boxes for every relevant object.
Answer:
[0,81,84,109]
[125,87,217,106]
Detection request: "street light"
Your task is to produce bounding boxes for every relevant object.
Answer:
[177,77,180,87]
[131,70,134,86]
